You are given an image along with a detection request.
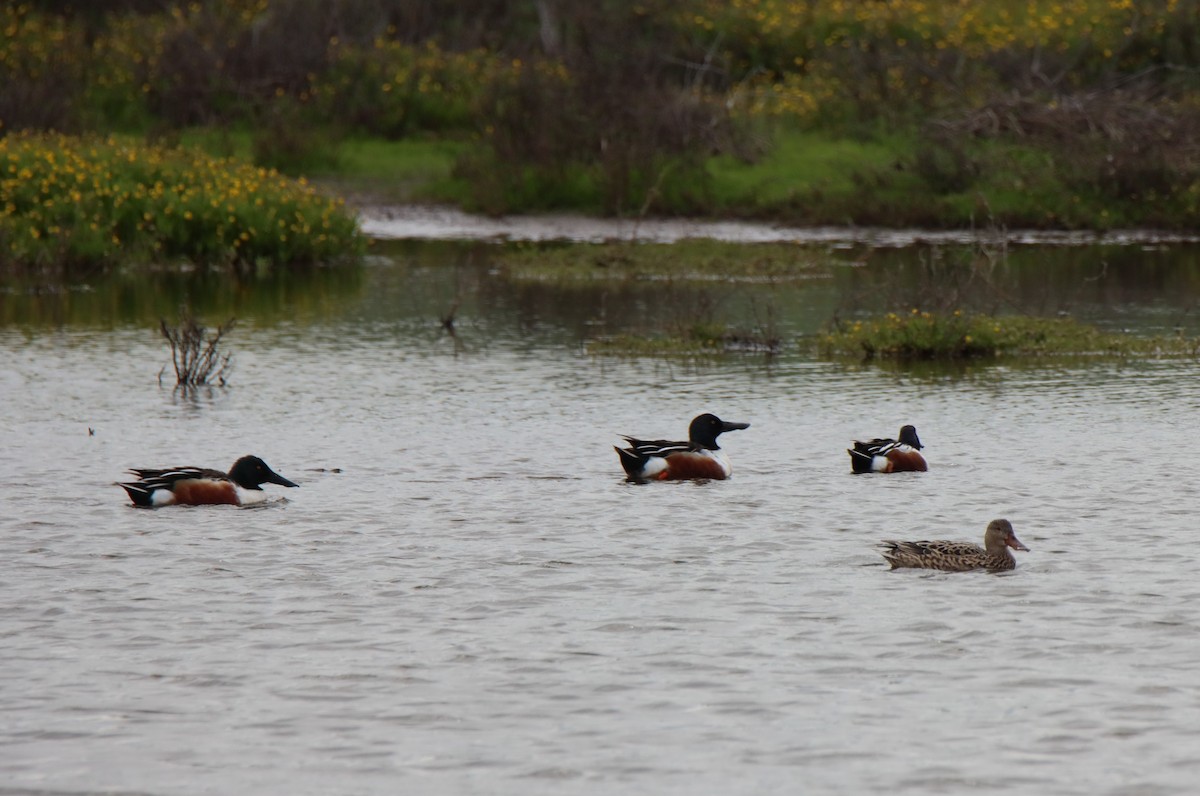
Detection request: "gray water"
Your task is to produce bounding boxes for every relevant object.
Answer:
[3,237,1200,795]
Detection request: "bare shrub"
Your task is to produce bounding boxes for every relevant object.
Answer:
[140,0,528,130]
[463,0,737,215]
[252,99,341,173]
[0,9,87,132]
[146,1,331,126]
[159,311,235,387]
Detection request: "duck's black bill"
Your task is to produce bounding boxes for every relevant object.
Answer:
[266,470,300,488]
[722,421,750,432]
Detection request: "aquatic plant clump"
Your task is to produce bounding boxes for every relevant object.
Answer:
[0,133,364,270]
[821,310,1198,360]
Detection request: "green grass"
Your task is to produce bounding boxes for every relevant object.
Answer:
[164,125,1194,231]
[308,137,467,205]
[174,129,468,206]
[708,130,917,215]
[701,127,1194,229]
[173,127,940,224]
[706,129,1081,228]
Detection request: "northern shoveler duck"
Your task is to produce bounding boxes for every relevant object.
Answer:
[615,413,750,481]
[880,519,1029,572]
[118,455,299,507]
[848,424,927,473]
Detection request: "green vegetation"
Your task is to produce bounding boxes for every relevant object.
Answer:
[703,131,1176,229]
[310,138,466,206]
[2,1,1199,229]
[172,130,465,205]
[495,240,830,283]
[707,132,919,222]
[0,132,363,271]
[821,311,1200,360]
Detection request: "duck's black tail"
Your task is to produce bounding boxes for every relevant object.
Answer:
[847,445,874,474]
[118,482,153,507]
[614,446,647,478]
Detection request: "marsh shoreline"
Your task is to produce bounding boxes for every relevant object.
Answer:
[357,204,1200,247]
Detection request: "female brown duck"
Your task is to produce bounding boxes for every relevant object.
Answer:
[880,519,1029,572]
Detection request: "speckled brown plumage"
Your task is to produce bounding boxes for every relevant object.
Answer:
[880,519,1029,572]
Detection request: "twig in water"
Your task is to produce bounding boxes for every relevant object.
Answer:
[160,310,235,387]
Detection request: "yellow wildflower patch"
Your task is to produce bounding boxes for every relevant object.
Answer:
[0,132,363,269]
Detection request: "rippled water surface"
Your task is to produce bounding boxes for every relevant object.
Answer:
[4,238,1200,795]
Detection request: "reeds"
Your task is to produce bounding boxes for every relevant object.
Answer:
[160,312,235,387]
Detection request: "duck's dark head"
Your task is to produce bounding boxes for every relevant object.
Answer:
[688,413,750,450]
[898,425,923,449]
[229,455,299,490]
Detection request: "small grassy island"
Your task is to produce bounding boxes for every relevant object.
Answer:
[820,311,1200,361]
[0,133,363,272]
[586,310,1200,360]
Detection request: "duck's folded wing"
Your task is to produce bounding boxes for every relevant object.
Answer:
[126,466,225,487]
[917,540,984,557]
[880,539,987,571]
[853,437,898,456]
[621,437,694,457]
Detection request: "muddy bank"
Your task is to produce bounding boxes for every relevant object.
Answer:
[358,205,1200,247]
